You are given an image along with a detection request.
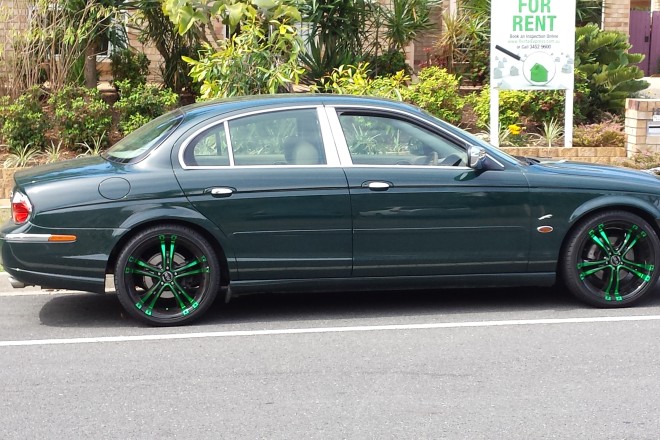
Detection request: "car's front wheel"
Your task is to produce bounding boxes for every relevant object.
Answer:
[562,211,660,307]
[115,225,220,326]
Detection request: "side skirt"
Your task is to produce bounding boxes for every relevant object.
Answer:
[228,273,556,296]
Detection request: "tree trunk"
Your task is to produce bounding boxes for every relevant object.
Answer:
[84,43,97,89]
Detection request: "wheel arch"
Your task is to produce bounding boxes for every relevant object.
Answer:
[559,199,660,269]
[106,219,232,288]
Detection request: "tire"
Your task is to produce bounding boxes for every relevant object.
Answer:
[115,225,220,326]
[562,210,660,307]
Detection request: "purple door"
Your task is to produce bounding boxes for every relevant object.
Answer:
[651,11,660,75]
[630,10,651,75]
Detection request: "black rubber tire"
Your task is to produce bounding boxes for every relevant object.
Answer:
[115,225,220,326]
[561,210,660,307]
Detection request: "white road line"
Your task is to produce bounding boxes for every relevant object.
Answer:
[2,314,660,347]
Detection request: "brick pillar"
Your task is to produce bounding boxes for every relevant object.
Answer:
[653,0,660,11]
[602,0,631,33]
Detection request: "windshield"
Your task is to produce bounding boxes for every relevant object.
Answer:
[103,110,184,163]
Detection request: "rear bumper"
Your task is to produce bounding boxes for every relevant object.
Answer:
[0,222,119,293]
[3,266,105,293]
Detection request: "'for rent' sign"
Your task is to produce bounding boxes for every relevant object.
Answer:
[490,0,575,91]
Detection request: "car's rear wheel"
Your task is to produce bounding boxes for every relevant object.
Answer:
[562,211,660,307]
[115,225,220,326]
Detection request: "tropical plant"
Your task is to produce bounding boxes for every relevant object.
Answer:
[380,0,440,52]
[576,0,603,26]
[169,0,304,98]
[298,0,375,80]
[127,0,200,95]
[575,24,649,117]
[435,7,489,83]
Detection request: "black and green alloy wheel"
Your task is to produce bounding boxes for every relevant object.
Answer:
[115,225,220,326]
[563,211,660,307]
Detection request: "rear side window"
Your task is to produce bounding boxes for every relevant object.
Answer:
[182,108,327,167]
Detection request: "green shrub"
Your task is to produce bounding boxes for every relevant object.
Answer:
[470,80,590,130]
[312,63,409,101]
[114,80,179,134]
[110,48,151,87]
[368,50,410,78]
[48,86,112,150]
[402,67,462,124]
[572,120,625,148]
[575,24,649,118]
[0,87,48,150]
[623,149,660,172]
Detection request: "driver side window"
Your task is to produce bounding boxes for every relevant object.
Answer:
[338,113,467,167]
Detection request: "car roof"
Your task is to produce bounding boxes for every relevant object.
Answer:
[179,94,421,120]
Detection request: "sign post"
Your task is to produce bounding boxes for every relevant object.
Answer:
[490,0,576,147]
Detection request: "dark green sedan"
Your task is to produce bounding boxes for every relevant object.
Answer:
[2,95,659,325]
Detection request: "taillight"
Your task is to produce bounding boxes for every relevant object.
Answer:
[11,191,32,224]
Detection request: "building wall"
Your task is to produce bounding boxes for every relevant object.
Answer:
[603,0,632,32]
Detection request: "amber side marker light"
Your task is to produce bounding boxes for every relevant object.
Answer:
[48,235,77,243]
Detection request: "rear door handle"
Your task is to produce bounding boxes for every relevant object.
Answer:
[366,181,391,191]
[210,187,234,198]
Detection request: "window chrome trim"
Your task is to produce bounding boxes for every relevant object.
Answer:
[178,105,332,170]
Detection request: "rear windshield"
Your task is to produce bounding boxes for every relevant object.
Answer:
[102,110,184,163]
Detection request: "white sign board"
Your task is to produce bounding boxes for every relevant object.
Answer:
[490,0,576,90]
[489,0,576,147]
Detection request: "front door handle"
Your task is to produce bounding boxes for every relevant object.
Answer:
[210,187,234,198]
[367,181,391,191]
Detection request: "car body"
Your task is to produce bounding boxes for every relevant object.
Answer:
[2,94,660,325]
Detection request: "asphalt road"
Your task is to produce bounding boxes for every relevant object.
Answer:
[2,279,660,439]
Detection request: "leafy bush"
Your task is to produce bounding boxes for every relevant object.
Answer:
[368,50,410,78]
[623,149,660,172]
[575,24,649,118]
[402,67,462,124]
[181,1,304,98]
[114,81,178,134]
[572,120,625,148]
[470,80,590,130]
[110,48,151,86]
[0,87,48,150]
[48,86,112,149]
[312,63,409,100]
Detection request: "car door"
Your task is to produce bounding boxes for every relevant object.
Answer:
[173,106,352,280]
[328,106,532,277]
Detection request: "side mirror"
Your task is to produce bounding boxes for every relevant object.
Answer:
[467,145,487,170]
[467,145,505,172]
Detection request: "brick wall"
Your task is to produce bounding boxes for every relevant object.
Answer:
[602,0,631,33]
[626,98,660,155]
